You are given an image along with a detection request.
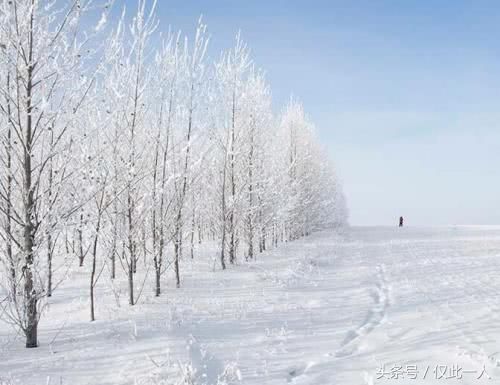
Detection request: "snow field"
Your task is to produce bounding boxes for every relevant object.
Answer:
[2,226,500,385]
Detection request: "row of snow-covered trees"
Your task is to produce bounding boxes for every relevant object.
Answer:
[0,0,347,348]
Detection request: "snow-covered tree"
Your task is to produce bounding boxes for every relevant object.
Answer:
[0,0,347,348]
[0,0,110,347]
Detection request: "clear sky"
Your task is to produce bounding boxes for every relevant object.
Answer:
[122,0,500,225]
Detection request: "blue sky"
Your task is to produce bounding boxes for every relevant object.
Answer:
[122,0,500,225]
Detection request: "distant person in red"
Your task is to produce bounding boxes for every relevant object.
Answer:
[399,216,404,227]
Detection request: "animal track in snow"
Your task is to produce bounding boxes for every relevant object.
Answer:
[335,265,390,357]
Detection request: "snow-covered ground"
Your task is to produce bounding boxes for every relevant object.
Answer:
[2,226,500,385]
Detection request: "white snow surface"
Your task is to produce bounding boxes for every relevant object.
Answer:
[2,226,500,385]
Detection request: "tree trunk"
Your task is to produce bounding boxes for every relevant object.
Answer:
[127,191,136,304]
[47,234,53,297]
[220,226,226,270]
[111,247,116,280]
[174,225,181,288]
[46,128,54,297]
[128,263,134,306]
[90,238,97,321]
[246,125,255,260]
[190,206,195,259]
[155,268,161,297]
[78,211,84,266]
[90,210,102,321]
[155,223,165,296]
[220,159,228,270]
[229,215,235,264]
[24,16,37,347]
[228,87,237,265]
[5,72,15,297]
